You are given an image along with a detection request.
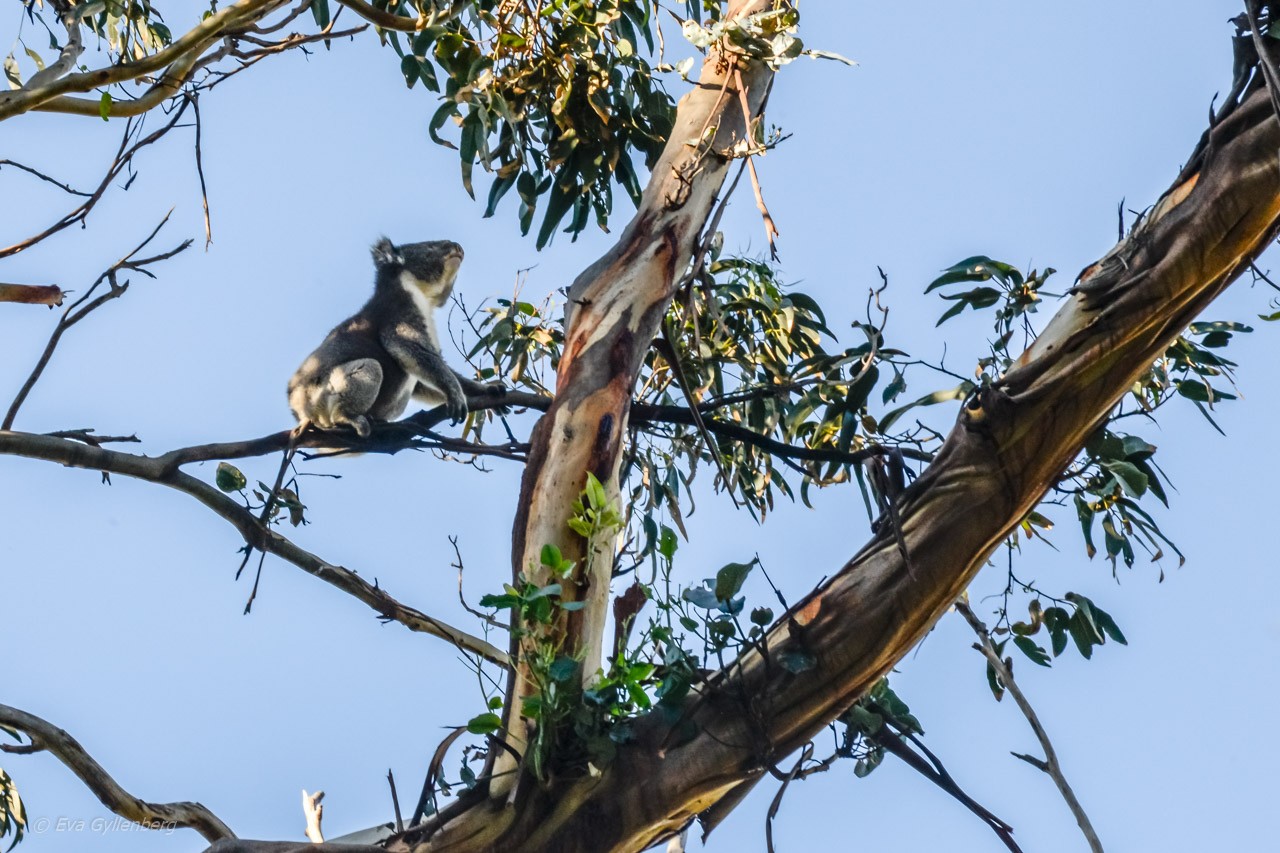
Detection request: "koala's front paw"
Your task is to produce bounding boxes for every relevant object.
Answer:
[446,391,469,424]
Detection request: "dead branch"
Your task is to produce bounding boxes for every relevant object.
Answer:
[955,601,1104,853]
[0,283,64,306]
[0,703,235,843]
[302,790,325,843]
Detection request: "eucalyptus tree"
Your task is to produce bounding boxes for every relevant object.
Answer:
[2,2,1279,852]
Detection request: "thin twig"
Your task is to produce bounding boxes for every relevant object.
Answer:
[0,703,234,843]
[0,158,91,195]
[451,535,504,628]
[764,743,811,853]
[388,769,404,834]
[869,720,1023,853]
[955,600,1105,853]
[732,67,779,259]
[1,101,194,258]
[192,94,213,248]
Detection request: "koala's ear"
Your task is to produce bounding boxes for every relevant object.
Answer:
[371,237,401,267]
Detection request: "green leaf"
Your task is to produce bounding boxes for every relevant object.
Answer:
[466,713,502,735]
[1013,635,1052,667]
[215,462,246,493]
[310,0,330,28]
[1102,460,1149,497]
[854,746,884,777]
[540,544,562,570]
[714,559,756,601]
[925,255,1022,291]
[99,90,112,121]
[1067,608,1101,659]
[846,704,883,734]
[985,658,1005,701]
[478,593,520,610]
[657,525,678,560]
[878,382,972,433]
[881,370,907,404]
[548,656,578,682]
[1093,607,1129,645]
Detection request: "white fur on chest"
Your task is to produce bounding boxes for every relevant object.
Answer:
[398,270,442,351]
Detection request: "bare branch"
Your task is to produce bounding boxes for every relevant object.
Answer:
[955,601,1104,853]
[302,790,325,843]
[0,430,510,668]
[0,703,235,843]
[869,722,1023,852]
[0,101,193,259]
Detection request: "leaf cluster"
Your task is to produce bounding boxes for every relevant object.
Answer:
[986,593,1127,699]
[837,678,922,778]
[386,0,678,247]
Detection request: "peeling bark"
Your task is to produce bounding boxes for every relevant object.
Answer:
[385,80,1280,853]
[499,0,775,789]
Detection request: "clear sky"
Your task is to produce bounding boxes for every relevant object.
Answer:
[1,2,1273,852]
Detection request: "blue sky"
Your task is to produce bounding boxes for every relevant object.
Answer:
[1,2,1273,851]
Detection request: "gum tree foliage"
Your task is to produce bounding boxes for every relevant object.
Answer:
[3,2,1280,852]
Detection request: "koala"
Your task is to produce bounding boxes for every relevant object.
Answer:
[288,237,498,439]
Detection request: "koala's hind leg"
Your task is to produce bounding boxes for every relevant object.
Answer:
[309,358,383,437]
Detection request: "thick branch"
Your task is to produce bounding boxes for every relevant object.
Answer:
[503,0,777,783]
[0,703,234,843]
[0,431,507,667]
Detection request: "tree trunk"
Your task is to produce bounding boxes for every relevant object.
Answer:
[498,0,775,789]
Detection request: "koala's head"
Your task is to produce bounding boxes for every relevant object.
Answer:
[372,237,464,305]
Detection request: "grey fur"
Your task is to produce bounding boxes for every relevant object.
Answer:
[288,238,496,437]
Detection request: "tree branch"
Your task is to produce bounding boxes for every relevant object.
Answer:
[0,0,290,121]
[0,283,64,306]
[0,431,508,667]
[954,601,1103,853]
[0,100,193,259]
[0,703,234,843]
[332,0,466,32]
[380,65,1280,853]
